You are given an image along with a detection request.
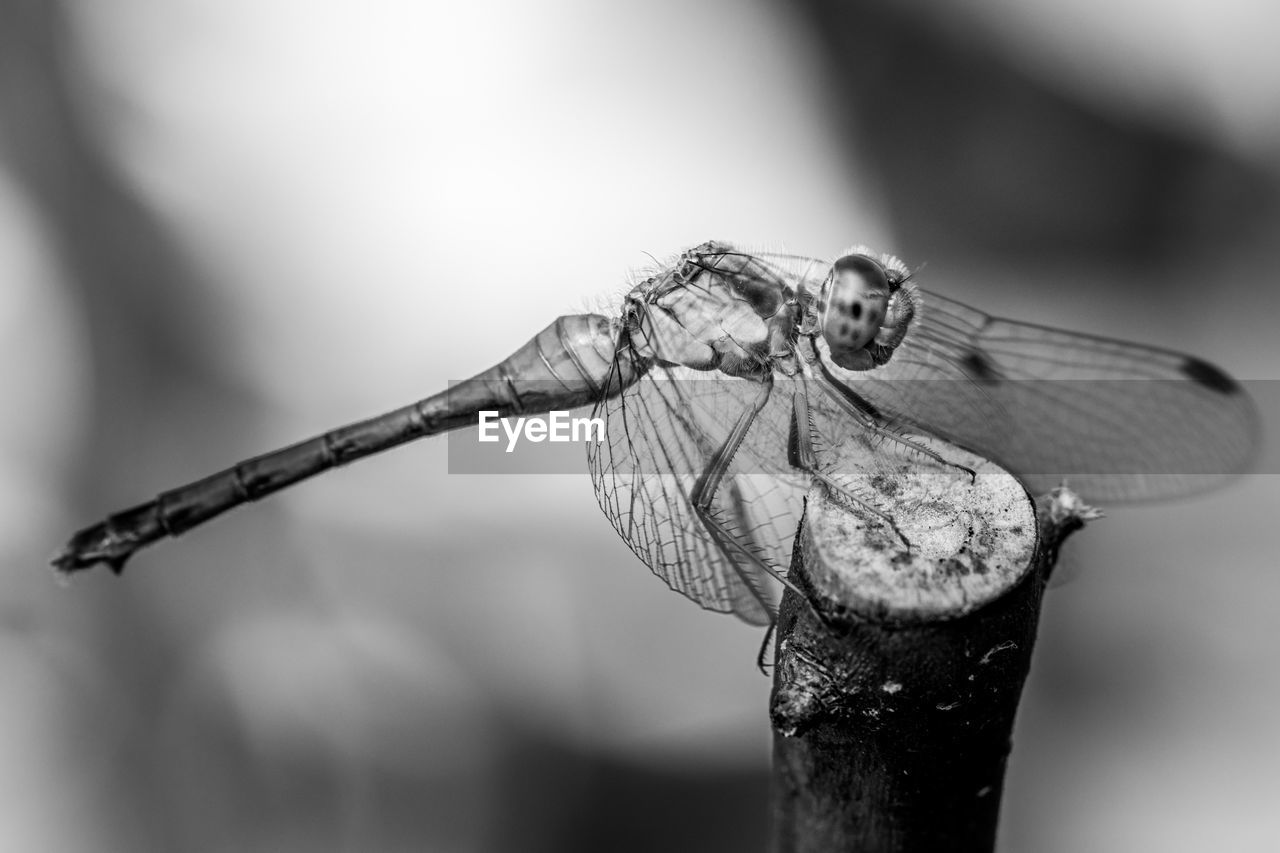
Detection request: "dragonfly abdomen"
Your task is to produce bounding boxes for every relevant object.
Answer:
[54,313,635,575]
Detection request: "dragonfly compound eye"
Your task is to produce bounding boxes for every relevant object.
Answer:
[821,255,890,352]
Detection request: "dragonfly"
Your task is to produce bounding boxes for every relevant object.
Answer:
[53,241,1260,627]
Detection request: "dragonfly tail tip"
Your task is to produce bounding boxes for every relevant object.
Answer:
[48,550,79,581]
[48,534,133,578]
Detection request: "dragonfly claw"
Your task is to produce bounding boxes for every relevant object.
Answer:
[756,621,777,675]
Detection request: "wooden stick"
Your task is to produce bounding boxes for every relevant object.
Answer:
[769,434,1094,853]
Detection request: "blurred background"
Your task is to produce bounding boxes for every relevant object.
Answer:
[3,0,1279,850]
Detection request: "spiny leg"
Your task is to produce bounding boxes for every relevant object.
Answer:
[701,385,887,671]
[695,510,795,674]
[685,376,803,666]
[790,386,913,549]
[813,370,977,483]
[721,476,785,672]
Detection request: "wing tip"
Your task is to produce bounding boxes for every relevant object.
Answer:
[1179,356,1242,395]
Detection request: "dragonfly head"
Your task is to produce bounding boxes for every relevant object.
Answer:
[816,249,916,369]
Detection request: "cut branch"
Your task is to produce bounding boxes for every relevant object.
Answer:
[769,434,1092,853]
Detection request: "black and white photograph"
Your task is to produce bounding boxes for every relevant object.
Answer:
[5,0,1279,850]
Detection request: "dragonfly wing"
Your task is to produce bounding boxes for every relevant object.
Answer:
[588,359,806,625]
[837,289,1260,502]
[669,247,1257,502]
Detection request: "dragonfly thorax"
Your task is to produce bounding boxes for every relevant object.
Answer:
[815,252,916,371]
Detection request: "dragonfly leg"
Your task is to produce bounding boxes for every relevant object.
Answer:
[756,620,777,674]
[790,387,913,549]
[814,373,977,483]
[687,376,803,624]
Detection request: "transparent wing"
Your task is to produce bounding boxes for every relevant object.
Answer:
[833,288,1261,501]
[588,245,1259,626]
[587,350,808,625]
